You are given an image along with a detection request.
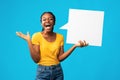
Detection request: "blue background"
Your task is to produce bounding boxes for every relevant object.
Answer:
[0,0,120,80]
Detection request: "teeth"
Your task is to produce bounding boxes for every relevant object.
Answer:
[45,24,51,29]
[46,26,51,29]
[46,25,50,27]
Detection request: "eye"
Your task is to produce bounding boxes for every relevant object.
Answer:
[49,18,54,20]
[42,19,46,21]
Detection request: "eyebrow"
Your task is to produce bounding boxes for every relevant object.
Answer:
[42,17,53,18]
[42,17,54,20]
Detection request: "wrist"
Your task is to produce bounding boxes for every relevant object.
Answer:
[27,39,31,43]
[73,44,77,48]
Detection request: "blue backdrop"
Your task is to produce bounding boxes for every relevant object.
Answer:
[0,0,120,80]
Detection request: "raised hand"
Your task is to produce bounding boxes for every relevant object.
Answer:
[16,31,31,41]
[75,40,88,47]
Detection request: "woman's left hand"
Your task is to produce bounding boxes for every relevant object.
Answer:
[75,40,88,47]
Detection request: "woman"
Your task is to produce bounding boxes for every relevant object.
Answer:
[16,12,88,80]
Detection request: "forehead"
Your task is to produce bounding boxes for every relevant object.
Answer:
[42,13,53,18]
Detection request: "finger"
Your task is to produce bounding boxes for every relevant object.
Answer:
[16,32,18,35]
[86,42,89,46]
[83,40,89,46]
[27,31,29,35]
[16,32,25,38]
[78,40,82,43]
[16,32,21,36]
[83,40,87,46]
[19,32,23,35]
[79,40,84,47]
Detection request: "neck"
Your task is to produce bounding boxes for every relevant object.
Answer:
[42,31,54,36]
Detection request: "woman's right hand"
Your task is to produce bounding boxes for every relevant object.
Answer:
[16,32,31,41]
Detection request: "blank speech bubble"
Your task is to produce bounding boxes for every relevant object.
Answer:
[60,9,104,46]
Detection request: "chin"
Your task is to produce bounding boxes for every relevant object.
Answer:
[46,30,53,32]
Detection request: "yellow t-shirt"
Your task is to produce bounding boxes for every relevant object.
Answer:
[31,32,64,66]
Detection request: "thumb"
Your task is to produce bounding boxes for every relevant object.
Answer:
[27,31,30,35]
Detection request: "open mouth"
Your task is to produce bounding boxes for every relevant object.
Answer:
[46,24,51,27]
[45,24,51,30]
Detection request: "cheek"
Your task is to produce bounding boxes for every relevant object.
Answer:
[51,21,55,25]
[41,22,45,26]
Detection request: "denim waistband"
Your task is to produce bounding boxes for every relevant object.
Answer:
[38,64,61,70]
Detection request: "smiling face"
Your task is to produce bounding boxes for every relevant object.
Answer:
[41,12,55,32]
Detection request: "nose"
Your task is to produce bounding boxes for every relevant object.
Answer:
[45,19,49,22]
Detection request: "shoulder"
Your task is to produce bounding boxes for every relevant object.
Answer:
[32,32,41,38]
[32,32,41,35]
[56,33,64,41]
[56,33,64,38]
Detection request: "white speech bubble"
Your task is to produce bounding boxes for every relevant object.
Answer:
[60,9,104,46]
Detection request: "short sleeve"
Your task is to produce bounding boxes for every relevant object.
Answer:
[60,35,64,46]
[31,33,40,45]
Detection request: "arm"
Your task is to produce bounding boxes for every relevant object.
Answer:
[16,32,40,63]
[58,40,88,61]
[27,40,40,63]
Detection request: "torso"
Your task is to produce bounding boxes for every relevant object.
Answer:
[41,32,56,42]
[32,32,64,66]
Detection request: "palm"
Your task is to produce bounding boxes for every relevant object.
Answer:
[16,32,30,41]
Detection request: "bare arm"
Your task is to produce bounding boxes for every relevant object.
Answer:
[16,32,40,63]
[27,40,40,63]
[58,40,88,61]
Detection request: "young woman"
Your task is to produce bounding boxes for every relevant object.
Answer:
[16,12,88,80]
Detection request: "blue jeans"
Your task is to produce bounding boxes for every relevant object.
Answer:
[36,64,64,80]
